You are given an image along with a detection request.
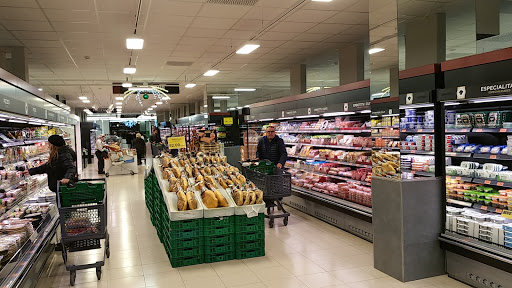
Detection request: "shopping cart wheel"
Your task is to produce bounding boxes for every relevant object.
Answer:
[269,219,274,228]
[131,171,135,175]
[105,173,109,177]
[106,247,110,258]
[283,217,288,226]
[96,267,102,280]
[70,271,76,286]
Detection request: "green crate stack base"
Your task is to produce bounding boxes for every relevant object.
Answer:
[234,214,265,259]
[144,172,205,268]
[203,216,235,263]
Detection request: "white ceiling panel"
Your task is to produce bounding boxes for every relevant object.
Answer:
[52,22,99,33]
[38,0,94,10]
[12,31,59,40]
[184,28,226,38]
[0,8,46,21]
[307,23,353,34]
[270,21,317,33]
[243,7,286,21]
[0,0,39,8]
[285,10,338,23]
[44,9,96,22]
[303,0,358,11]
[149,1,204,17]
[279,41,316,49]
[259,32,300,41]
[324,11,368,25]
[190,17,238,30]
[0,20,52,31]
[293,33,332,42]
[197,3,251,18]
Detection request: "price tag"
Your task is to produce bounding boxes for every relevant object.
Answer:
[411,150,416,153]
[475,129,483,132]
[485,180,492,184]
[418,129,423,132]
[490,155,497,159]
[455,177,461,180]
[502,210,512,219]
[500,128,507,132]
[497,182,504,186]
[401,129,405,132]
[461,129,467,132]
[168,137,186,149]
[481,206,488,211]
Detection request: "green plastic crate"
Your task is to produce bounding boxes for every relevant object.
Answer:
[236,247,265,259]
[168,246,204,258]
[203,216,234,227]
[168,228,204,240]
[204,251,235,263]
[169,218,203,231]
[235,214,264,226]
[167,237,204,249]
[59,182,105,207]
[170,255,204,268]
[204,233,235,245]
[235,223,265,234]
[204,225,235,237]
[204,243,234,254]
[235,230,265,242]
[235,240,264,251]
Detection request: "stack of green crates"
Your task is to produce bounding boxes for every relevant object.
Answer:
[166,218,204,267]
[203,216,235,263]
[235,214,265,259]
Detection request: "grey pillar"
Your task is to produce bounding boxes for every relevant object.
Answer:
[389,66,399,98]
[290,63,306,95]
[195,101,200,115]
[0,47,28,81]
[207,96,214,114]
[405,13,446,69]
[220,100,227,112]
[339,43,365,85]
[476,0,500,40]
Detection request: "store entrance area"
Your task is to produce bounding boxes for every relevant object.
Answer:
[33,160,468,288]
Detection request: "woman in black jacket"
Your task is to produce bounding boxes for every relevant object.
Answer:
[27,135,77,192]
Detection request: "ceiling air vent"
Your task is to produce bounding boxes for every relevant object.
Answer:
[166,61,193,67]
[206,0,259,6]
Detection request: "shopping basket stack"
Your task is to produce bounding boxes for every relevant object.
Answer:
[235,213,265,259]
[203,216,235,263]
[57,179,109,286]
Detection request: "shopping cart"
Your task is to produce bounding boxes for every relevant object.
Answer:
[57,179,110,286]
[105,150,137,177]
[241,161,291,228]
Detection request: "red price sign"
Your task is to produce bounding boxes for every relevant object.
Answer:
[497,182,504,186]
[475,129,483,132]
[500,128,507,133]
[418,129,423,132]
[490,155,497,159]
[481,206,488,211]
[485,180,492,184]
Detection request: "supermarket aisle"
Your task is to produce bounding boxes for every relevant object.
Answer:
[35,161,470,288]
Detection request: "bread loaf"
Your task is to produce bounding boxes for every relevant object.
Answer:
[232,189,243,206]
[202,190,218,208]
[248,191,256,205]
[255,190,263,204]
[172,167,180,178]
[185,166,193,178]
[214,190,229,207]
[243,191,250,205]
[177,191,188,211]
[180,177,188,191]
[186,191,197,210]
[218,178,228,189]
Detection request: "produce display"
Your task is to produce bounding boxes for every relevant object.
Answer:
[372,152,400,178]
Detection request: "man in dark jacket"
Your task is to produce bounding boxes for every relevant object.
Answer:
[256,126,287,168]
[27,135,77,192]
[133,133,146,165]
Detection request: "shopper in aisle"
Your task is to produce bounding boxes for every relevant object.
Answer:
[256,126,287,169]
[133,133,146,165]
[95,134,106,174]
[149,127,162,156]
[26,135,77,192]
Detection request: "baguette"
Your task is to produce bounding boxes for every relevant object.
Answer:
[214,190,229,207]
[186,191,197,210]
[177,191,188,211]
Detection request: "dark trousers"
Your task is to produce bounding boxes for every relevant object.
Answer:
[136,149,144,165]
[95,150,105,172]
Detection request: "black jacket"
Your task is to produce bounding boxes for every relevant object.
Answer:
[256,136,287,166]
[29,146,77,192]
[149,134,161,143]
[133,138,146,154]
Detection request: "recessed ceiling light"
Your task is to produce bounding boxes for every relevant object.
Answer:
[185,83,196,88]
[148,108,153,110]
[79,96,88,100]
[82,100,90,103]
[116,102,122,105]
[204,70,219,76]
[116,106,122,109]
[122,82,132,88]
[212,96,230,99]
[236,44,260,55]
[234,88,256,92]
[38,88,43,91]
[115,97,124,100]
[204,105,208,108]
[123,65,136,74]
[126,38,144,50]
[162,96,170,100]
[369,48,385,54]
[151,105,157,108]
[156,102,162,105]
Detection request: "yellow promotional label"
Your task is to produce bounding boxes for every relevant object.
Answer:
[502,210,512,219]
[167,136,186,149]
[224,117,233,125]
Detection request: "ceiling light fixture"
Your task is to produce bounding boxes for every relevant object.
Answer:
[236,44,260,55]
[234,88,256,92]
[126,38,144,50]
[212,96,230,99]
[204,105,208,108]
[115,97,124,100]
[82,100,90,103]
[79,96,88,100]
[369,48,385,54]
[185,83,196,88]
[123,65,136,74]
[116,102,122,105]
[151,105,157,108]
[156,102,162,105]
[122,82,132,88]
[204,70,219,76]
[148,108,153,110]
[38,88,43,91]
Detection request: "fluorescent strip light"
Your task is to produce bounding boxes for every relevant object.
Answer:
[82,100,90,103]
[185,83,196,88]
[445,102,461,106]
[468,96,512,103]
[236,44,260,55]
[369,48,385,54]
[204,70,219,76]
[295,115,319,119]
[212,96,230,99]
[244,105,250,108]
[115,97,124,100]
[382,113,400,117]
[156,102,162,105]
[204,105,208,108]
[359,110,372,114]
[323,112,355,117]
[258,118,274,122]
[234,88,256,92]
[79,96,88,100]
[276,117,294,120]
[312,0,332,2]
[122,83,132,88]
[399,103,434,109]
[116,102,123,105]
[9,119,27,123]
[151,105,157,108]
[126,38,144,50]
[148,108,153,110]
[29,122,43,125]
[214,109,221,112]
[38,88,43,91]
[116,107,122,109]
[123,65,136,74]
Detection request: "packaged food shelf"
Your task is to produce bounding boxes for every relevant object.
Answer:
[401,169,435,177]
[286,155,372,168]
[445,128,471,133]
[287,167,372,187]
[472,178,512,188]
[445,152,473,158]
[446,198,473,207]
[285,143,372,151]
[401,129,435,133]
[472,203,504,214]
[472,154,512,161]
[277,130,371,134]
[446,175,473,182]
[401,150,435,155]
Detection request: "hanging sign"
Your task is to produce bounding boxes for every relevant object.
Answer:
[168,136,186,149]
[223,117,233,125]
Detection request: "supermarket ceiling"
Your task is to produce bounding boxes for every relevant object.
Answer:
[0,0,369,113]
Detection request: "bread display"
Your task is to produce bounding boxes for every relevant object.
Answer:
[218,178,228,189]
[202,190,218,208]
[372,152,400,178]
[180,177,188,191]
[177,190,188,211]
[172,166,180,178]
[232,189,243,206]
[243,191,250,205]
[185,166,193,178]
[255,190,263,204]
[214,190,229,207]
[186,190,197,210]
[248,191,256,205]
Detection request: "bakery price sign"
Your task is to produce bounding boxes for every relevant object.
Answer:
[168,136,186,149]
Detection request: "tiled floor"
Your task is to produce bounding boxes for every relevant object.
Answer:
[35,161,470,288]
